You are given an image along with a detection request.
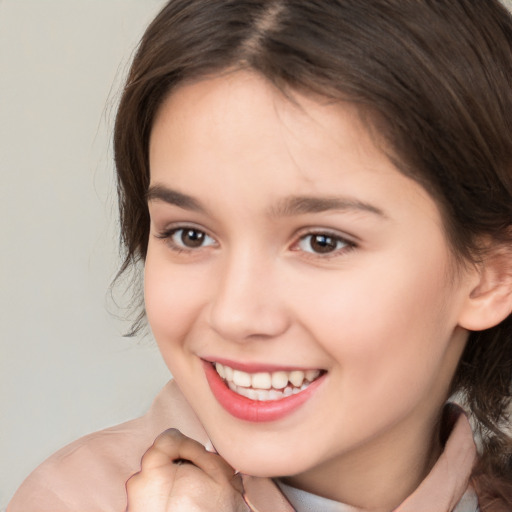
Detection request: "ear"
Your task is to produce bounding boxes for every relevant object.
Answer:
[457,244,512,331]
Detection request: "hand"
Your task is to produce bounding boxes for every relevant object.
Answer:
[126,428,249,512]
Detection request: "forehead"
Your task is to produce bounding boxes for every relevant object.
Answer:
[148,71,438,223]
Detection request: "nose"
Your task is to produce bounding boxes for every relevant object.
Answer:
[207,249,290,342]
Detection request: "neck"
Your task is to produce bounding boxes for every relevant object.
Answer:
[281,408,443,512]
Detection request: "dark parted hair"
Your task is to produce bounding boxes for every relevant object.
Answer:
[113,0,512,505]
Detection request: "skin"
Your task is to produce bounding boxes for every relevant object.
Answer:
[126,429,248,512]
[139,71,480,511]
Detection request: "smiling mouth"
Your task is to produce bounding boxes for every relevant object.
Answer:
[213,362,324,401]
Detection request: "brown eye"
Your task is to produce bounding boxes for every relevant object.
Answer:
[297,233,350,254]
[180,229,205,247]
[310,234,337,253]
[167,228,216,250]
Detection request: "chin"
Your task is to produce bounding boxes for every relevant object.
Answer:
[216,441,310,478]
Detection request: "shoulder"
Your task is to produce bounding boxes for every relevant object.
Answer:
[8,380,208,512]
[7,421,144,512]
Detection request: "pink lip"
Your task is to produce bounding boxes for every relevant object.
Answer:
[203,357,319,373]
[202,360,325,423]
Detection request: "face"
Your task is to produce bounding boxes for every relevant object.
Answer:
[145,71,473,484]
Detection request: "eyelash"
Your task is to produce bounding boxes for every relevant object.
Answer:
[155,226,217,253]
[154,226,356,258]
[292,230,356,258]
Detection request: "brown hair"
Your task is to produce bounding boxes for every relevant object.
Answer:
[113,0,512,505]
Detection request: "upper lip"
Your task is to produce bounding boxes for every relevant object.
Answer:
[202,357,324,373]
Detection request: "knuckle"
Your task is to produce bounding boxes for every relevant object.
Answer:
[139,447,157,468]
[203,455,226,475]
[125,472,143,494]
[152,428,185,450]
[161,427,184,439]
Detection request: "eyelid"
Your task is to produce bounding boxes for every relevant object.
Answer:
[153,220,212,237]
[153,223,218,252]
[290,228,357,257]
[293,226,358,244]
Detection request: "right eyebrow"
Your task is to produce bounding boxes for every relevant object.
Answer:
[146,184,207,214]
[268,195,387,219]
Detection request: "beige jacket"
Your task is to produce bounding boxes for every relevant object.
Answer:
[8,380,478,512]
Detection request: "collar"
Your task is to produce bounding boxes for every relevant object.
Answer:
[240,405,477,512]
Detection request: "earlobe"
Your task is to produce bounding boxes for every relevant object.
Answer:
[457,248,512,332]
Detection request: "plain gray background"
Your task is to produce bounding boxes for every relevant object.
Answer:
[2,0,512,510]
[0,1,170,508]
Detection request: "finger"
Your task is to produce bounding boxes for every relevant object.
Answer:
[126,465,178,511]
[140,429,197,470]
[142,429,237,485]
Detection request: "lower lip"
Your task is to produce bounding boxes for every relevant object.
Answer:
[202,361,325,422]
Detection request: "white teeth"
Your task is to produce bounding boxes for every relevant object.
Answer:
[256,389,268,401]
[224,365,234,381]
[252,372,272,389]
[215,363,225,379]
[245,388,258,400]
[305,369,320,382]
[289,370,304,387]
[213,362,323,399]
[228,382,312,401]
[233,369,252,387]
[271,371,289,389]
[269,389,281,400]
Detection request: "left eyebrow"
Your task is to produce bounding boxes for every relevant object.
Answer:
[146,184,208,214]
[268,195,387,218]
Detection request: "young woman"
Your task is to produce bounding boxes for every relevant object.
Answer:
[9,1,512,511]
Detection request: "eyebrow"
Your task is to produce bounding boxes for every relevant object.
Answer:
[268,195,386,218]
[146,185,207,214]
[146,184,386,219]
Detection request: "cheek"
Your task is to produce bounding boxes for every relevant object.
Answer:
[144,247,208,362]
[290,247,459,400]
